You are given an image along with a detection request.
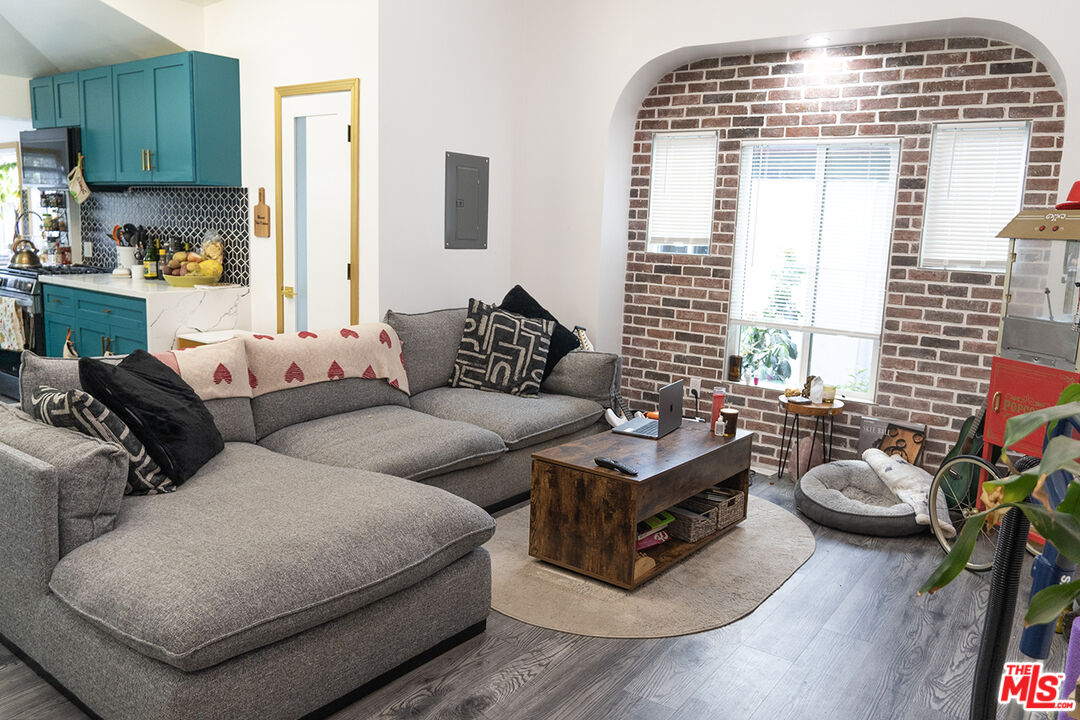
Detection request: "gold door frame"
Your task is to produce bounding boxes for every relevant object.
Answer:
[274,79,360,333]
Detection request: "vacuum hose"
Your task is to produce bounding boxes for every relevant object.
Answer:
[970,508,1031,720]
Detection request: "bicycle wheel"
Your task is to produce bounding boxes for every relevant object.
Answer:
[929,455,1006,571]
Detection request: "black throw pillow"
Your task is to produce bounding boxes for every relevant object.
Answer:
[499,284,579,379]
[450,299,553,397]
[79,350,224,484]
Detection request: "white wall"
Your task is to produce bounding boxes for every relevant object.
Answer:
[0,74,31,125]
[96,0,204,61]
[188,1,1080,346]
[202,0,380,332]
[376,0,520,314]
[509,1,1080,352]
[0,117,31,144]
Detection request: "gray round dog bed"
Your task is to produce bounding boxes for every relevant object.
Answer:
[794,460,922,537]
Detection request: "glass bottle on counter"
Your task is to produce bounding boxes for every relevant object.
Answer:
[143,241,158,279]
[157,240,167,281]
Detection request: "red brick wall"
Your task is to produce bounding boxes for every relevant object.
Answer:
[621,37,1065,471]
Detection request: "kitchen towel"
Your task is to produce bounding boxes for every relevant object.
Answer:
[0,297,25,352]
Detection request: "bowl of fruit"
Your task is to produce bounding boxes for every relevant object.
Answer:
[162,243,224,287]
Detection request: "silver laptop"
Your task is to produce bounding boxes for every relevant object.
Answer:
[612,380,683,440]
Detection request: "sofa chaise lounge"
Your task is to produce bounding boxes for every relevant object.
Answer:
[0,306,621,720]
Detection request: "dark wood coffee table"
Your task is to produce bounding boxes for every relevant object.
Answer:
[529,424,753,589]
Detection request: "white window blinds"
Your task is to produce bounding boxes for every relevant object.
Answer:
[647,132,717,252]
[921,121,1030,272]
[730,140,900,338]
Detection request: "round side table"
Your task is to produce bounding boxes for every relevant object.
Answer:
[777,396,846,480]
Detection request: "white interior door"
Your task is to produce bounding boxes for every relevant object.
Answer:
[280,91,352,332]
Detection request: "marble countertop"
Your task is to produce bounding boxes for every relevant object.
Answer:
[39,274,247,299]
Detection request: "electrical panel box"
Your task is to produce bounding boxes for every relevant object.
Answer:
[444,151,488,250]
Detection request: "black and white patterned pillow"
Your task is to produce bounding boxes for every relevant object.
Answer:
[30,386,174,495]
[449,299,554,397]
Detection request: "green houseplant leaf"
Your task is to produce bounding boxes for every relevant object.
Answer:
[918,512,988,595]
[1058,479,1080,517]
[1012,502,1080,562]
[1025,579,1080,627]
[1004,400,1080,448]
[1029,435,1080,480]
[984,473,1040,505]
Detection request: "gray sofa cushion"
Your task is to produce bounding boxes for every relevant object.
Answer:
[0,405,127,557]
[48,443,496,672]
[384,308,467,394]
[250,377,410,440]
[794,460,922,537]
[258,405,506,480]
[540,350,621,407]
[411,387,603,451]
[204,397,257,444]
[19,352,256,443]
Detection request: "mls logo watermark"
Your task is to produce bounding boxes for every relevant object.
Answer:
[998,662,1076,711]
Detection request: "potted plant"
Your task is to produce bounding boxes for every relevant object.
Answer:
[920,384,1080,625]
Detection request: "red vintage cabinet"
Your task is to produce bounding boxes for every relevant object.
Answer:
[984,356,1079,457]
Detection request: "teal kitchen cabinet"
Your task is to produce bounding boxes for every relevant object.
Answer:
[147,53,195,184]
[109,321,148,356]
[111,59,156,182]
[76,316,114,358]
[52,73,81,127]
[42,285,147,357]
[79,66,116,183]
[44,314,73,358]
[29,74,80,129]
[111,52,240,186]
[29,76,55,128]
[28,51,240,185]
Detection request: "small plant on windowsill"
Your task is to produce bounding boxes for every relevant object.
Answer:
[919,384,1080,626]
[740,326,798,383]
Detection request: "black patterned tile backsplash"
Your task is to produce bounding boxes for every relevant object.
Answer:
[80,186,250,285]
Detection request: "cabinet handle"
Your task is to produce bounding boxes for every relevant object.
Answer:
[146,150,153,172]
[140,149,145,171]
[51,298,61,303]
[102,308,111,313]
[992,392,1002,413]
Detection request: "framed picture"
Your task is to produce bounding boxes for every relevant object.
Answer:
[857,416,927,466]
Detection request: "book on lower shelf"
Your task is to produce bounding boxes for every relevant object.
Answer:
[635,530,670,551]
[636,510,675,538]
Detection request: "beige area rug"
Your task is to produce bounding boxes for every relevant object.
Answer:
[489,495,815,638]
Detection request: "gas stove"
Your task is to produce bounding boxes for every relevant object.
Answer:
[0,264,110,399]
[0,264,109,296]
[3,264,109,278]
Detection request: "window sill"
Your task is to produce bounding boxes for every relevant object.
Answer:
[729,377,877,407]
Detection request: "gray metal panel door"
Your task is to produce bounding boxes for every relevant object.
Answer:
[445,152,489,249]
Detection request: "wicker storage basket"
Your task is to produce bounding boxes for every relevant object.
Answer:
[711,488,745,532]
[691,487,744,533]
[668,500,719,542]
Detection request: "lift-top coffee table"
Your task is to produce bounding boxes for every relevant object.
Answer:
[528,424,753,589]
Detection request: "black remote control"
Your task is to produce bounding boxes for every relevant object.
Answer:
[594,457,638,475]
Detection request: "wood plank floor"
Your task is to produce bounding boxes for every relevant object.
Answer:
[1,474,1063,720]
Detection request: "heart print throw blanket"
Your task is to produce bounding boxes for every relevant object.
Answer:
[162,324,409,400]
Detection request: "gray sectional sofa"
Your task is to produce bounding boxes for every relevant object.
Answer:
[0,306,621,720]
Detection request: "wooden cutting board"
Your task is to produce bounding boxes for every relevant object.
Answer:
[253,187,270,238]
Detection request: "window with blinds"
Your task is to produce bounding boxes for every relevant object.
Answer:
[920,121,1030,272]
[646,132,717,254]
[729,139,900,399]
